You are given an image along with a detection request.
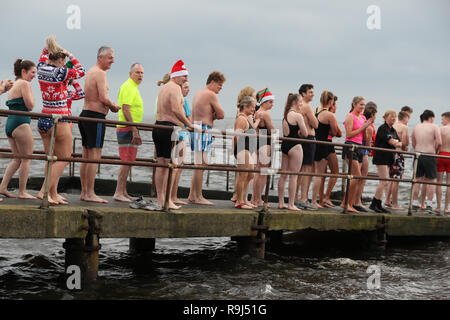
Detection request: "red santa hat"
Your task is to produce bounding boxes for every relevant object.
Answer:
[170,60,189,78]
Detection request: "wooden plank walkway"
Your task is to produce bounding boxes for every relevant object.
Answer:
[1,194,449,239]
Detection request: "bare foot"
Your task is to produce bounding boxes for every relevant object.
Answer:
[445,210,450,215]
[36,191,44,200]
[18,192,37,200]
[287,205,302,211]
[0,198,3,202]
[114,194,132,202]
[46,196,59,206]
[0,189,16,198]
[189,197,214,206]
[321,200,335,208]
[82,195,108,203]
[311,202,323,209]
[390,205,406,211]
[168,201,181,210]
[173,198,187,205]
[278,203,288,209]
[434,208,441,214]
[384,202,392,207]
[345,206,360,214]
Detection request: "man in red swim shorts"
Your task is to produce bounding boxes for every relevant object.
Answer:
[436,112,450,214]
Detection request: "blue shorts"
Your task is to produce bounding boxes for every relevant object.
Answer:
[190,124,213,152]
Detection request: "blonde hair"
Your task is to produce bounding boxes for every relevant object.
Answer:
[237,86,256,104]
[46,35,64,55]
[383,109,396,120]
[157,73,170,86]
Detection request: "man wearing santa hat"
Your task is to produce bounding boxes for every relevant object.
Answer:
[152,60,194,210]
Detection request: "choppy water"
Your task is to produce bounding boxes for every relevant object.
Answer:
[0,115,449,300]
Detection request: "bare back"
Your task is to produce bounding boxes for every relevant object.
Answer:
[156,80,185,127]
[299,102,318,136]
[393,122,409,151]
[191,88,223,128]
[83,65,109,115]
[412,122,441,154]
[440,125,450,152]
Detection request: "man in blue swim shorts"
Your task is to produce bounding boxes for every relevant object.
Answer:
[187,71,226,205]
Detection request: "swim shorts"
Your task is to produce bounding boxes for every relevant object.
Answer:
[152,121,175,159]
[342,141,364,163]
[301,135,316,165]
[437,151,450,173]
[78,110,107,149]
[190,124,213,152]
[417,154,437,179]
[117,127,138,162]
[389,153,405,179]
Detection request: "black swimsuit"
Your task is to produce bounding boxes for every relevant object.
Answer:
[281,112,302,155]
[314,109,332,161]
[234,116,257,158]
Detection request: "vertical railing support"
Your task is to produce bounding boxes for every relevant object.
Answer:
[408,153,420,216]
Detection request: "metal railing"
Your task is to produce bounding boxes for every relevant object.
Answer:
[1,109,449,215]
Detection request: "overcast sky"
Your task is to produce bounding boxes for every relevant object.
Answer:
[1,0,449,124]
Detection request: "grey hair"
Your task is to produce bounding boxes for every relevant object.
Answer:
[130,63,143,72]
[97,46,113,58]
[238,96,256,111]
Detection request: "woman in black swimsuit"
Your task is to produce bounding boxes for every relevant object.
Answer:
[233,96,258,209]
[311,91,340,209]
[278,94,308,211]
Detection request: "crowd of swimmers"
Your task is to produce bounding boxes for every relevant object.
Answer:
[0,36,449,215]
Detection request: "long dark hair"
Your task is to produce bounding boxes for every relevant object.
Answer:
[284,93,300,120]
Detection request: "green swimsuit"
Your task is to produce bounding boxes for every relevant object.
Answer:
[5,97,30,138]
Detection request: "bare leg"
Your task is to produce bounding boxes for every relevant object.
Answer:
[355,155,369,208]
[287,145,303,211]
[323,152,338,207]
[188,150,213,205]
[277,153,289,209]
[445,173,450,214]
[300,165,314,203]
[311,159,328,208]
[341,159,362,213]
[114,165,132,202]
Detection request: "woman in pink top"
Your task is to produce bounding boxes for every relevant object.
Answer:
[341,96,373,213]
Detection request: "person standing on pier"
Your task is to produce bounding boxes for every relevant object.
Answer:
[435,112,450,215]
[233,96,258,209]
[411,110,442,212]
[113,63,144,202]
[0,59,37,201]
[170,80,192,205]
[353,102,377,212]
[278,93,308,211]
[310,91,340,209]
[152,60,193,210]
[231,86,256,204]
[384,110,410,210]
[78,46,120,204]
[251,88,275,207]
[36,36,86,205]
[341,96,373,213]
[187,71,226,205]
[369,110,402,213]
[296,84,318,210]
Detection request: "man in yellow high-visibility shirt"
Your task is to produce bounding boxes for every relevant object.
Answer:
[114,63,144,202]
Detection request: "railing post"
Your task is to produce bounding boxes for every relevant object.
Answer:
[40,116,60,209]
[342,145,354,214]
[408,153,420,216]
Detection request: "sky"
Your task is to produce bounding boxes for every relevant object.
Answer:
[0,0,449,124]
